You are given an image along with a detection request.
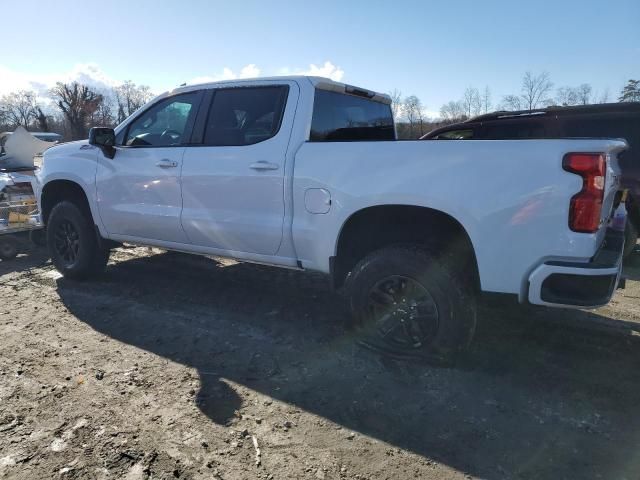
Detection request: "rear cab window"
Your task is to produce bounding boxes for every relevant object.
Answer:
[310,89,395,142]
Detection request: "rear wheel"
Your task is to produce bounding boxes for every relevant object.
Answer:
[47,201,110,279]
[345,245,477,361]
[624,219,638,259]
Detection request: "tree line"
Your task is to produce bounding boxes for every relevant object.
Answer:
[394,74,640,139]
[0,81,153,140]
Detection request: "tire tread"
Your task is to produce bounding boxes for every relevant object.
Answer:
[345,244,477,359]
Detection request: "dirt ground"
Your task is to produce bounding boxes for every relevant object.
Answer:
[1,243,639,480]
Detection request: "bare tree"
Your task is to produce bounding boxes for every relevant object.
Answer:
[597,88,610,104]
[556,86,579,106]
[91,100,116,127]
[34,107,50,132]
[481,86,492,114]
[416,100,425,135]
[440,86,490,122]
[51,82,103,140]
[500,72,553,111]
[501,94,523,111]
[403,95,424,137]
[388,89,403,120]
[521,71,553,110]
[114,81,154,122]
[555,83,593,106]
[576,84,592,105]
[440,100,466,123]
[461,87,481,118]
[0,90,38,127]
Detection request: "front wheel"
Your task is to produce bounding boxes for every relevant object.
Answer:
[47,201,110,279]
[345,246,477,361]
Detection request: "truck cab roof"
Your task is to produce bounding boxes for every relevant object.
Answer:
[169,76,392,105]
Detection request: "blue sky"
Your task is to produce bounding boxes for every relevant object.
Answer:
[1,0,638,116]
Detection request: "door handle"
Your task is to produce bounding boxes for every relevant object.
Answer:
[249,161,279,171]
[156,159,178,168]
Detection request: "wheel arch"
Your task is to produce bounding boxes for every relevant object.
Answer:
[332,204,480,291]
[40,179,93,226]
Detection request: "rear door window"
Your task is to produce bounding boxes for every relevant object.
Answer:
[310,89,395,141]
[203,86,289,146]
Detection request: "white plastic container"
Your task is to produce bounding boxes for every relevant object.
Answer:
[611,201,628,232]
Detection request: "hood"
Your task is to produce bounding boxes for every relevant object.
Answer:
[43,139,91,159]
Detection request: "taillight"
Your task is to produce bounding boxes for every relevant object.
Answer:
[562,153,606,233]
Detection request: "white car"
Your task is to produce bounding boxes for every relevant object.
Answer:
[36,76,627,358]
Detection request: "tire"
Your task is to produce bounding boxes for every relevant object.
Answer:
[29,228,47,247]
[623,219,638,259]
[46,201,110,279]
[0,238,18,260]
[345,245,477,361]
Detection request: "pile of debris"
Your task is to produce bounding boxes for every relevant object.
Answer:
[0,127,53,259]
[0,126,56,170]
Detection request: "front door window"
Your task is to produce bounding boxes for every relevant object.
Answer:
[124,93,199,147]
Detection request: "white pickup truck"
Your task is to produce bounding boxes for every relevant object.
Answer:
[37,76,627,358]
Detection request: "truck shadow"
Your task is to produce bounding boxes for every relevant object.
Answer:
[623,247,640,280]
[54,250,640,480]
[0,247,49,276]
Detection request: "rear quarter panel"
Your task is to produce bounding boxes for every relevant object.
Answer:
[292,139,626,295]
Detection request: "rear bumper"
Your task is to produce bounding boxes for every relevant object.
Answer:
[527,228,624,308]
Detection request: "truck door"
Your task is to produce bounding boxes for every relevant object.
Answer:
[180,82,298,255]
[95,91,203,244]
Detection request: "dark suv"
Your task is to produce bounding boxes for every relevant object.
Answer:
[422,102,640,257]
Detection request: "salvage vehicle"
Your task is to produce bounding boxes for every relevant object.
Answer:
[422,102,640,258]
[36,76,627,358]
[0,171,41,259]
[0,127,50,259]
[0,131,61,156]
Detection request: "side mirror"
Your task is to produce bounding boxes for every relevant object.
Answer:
[88,127,116,159]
